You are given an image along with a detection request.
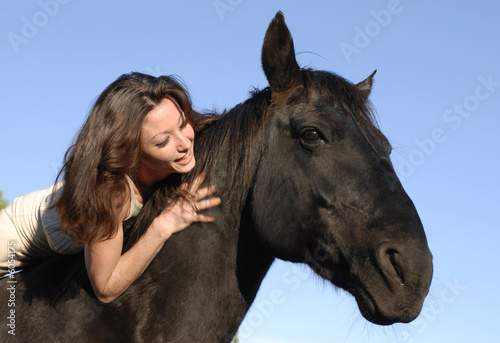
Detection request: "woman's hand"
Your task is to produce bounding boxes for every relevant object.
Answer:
[86,173,221,303]
[151,173,221,238]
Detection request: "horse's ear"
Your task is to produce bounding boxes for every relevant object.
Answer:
[261,11,301,92]
[356,70,377,102]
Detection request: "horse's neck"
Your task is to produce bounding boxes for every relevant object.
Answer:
[182,109,275,313]
[137,202,272,341]
[236,205,275,305]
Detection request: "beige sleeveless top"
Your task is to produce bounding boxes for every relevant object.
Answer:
[9,179,143,256]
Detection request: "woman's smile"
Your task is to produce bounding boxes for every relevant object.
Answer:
[175,148,194,165]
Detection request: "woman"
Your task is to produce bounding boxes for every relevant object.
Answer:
[0,72,221,303]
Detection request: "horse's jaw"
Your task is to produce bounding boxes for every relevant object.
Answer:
[303,216,433,326]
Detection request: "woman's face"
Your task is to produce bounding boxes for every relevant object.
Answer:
[139,98,195,182]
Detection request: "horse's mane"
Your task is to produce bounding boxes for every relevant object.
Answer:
[191,88,272,186]
[124,69,380,250]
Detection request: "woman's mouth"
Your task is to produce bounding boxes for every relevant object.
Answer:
[175,149,193,165]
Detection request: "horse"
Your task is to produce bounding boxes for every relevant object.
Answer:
[0,12,432,342]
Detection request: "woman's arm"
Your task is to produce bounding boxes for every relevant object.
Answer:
[85,175,221,303]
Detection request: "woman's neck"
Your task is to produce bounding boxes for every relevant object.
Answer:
[131,169,172,203]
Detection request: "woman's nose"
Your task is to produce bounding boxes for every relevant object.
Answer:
[176,131,192,151]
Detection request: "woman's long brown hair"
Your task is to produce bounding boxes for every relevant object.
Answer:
[52,72,215,244]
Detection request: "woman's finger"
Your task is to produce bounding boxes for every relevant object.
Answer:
[194,185,218,201]
[193,197,221,212]
[179,172,206,193]
[195,214,216,223]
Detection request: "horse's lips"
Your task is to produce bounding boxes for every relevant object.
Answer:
[353,287,395,326]
[352,279,423,325]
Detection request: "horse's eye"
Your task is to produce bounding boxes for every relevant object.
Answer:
[302,129,321,142]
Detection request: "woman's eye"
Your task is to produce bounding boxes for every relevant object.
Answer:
[156,138,169,147]
[302,129,321,142]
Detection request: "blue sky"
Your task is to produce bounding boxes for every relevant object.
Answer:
[1,1,499,342]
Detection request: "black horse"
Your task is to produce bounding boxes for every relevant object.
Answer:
[0,12,432,342]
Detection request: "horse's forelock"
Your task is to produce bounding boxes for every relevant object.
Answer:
[302,70,378,126]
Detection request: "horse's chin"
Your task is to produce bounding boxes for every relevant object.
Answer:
[352,285,424,326]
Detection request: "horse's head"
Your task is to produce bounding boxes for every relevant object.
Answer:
[251,12,432,325]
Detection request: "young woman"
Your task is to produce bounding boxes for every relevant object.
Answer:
[0,72,221,303]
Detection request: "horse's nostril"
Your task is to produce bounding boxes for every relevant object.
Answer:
[377,245,405,288]
[388,250,405,286]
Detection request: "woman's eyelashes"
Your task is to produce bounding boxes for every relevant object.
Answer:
[156,137,170,148]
